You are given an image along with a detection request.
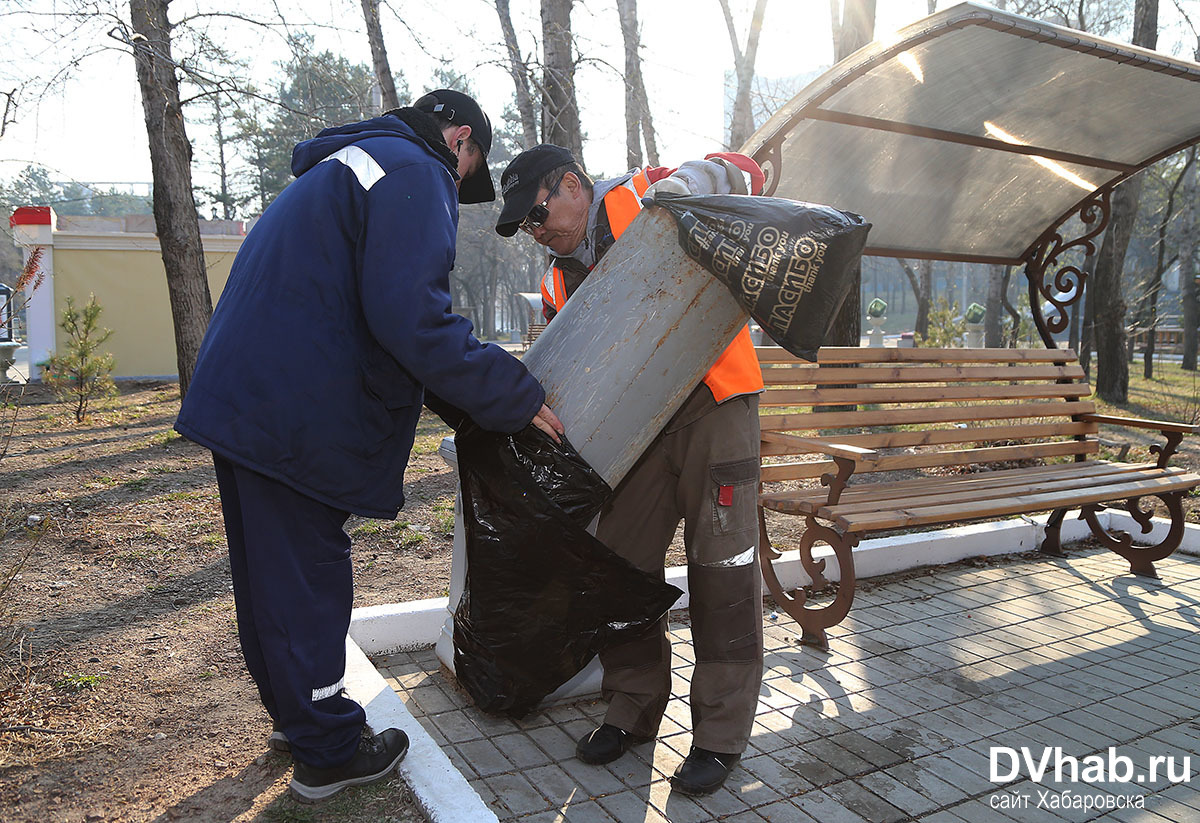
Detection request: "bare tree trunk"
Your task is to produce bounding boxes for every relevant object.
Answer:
[361,0,399,111]
[718,0,769,151]
[1183,246,1198,371]
[129,0,212,398]
[831,0,877,62]
[616,0,657,168]
[541,0,583,159]
[826,0,875,348]
[213,94,234,220]
[496,0,539,147]
[1093,175,1142,401]
[1093,0,1156,401]
[985,264,1004,347]
[1001,266,1022,347]
[1144,283,1159,379]
[1080,252,1095,373]
[1183,150,1199,371]
[1142,153,1194,378]
[1070,279,1086,354]
[641,104,659,167]
[900,259,932,341]
[917,261,932,339]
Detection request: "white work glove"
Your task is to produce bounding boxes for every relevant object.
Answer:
[644,158,750,199]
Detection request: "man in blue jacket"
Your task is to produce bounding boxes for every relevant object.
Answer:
[176,89,562,803]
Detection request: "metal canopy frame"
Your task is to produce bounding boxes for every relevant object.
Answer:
[743,1,1200,348]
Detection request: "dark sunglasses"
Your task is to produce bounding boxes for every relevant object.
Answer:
[520,174,565,233]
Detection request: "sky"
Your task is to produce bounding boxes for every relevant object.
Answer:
[1,0,1198,207]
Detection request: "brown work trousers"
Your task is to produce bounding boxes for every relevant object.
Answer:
[596,386,763,755]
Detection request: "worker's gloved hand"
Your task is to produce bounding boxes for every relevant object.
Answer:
[645,159,751,200]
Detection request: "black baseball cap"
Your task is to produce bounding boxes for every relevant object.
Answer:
[495,144,577,237]
[413,89,495,204]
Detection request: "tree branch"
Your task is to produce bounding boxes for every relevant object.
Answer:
[716,0,744,64]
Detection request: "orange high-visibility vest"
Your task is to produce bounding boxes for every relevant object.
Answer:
[541,169,763,403]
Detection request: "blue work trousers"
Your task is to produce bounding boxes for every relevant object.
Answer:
[213,454,365,768]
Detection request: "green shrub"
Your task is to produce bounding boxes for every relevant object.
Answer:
[41,294,118,422]
[918,297,965,348]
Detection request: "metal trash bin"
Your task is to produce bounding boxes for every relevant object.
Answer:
[520,206,750,488]
[436,205,751,695]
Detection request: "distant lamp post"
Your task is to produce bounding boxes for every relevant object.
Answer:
[0,283,18,381]
[965,302,986,348]
[866,298,887,347]
[0,284,12,341]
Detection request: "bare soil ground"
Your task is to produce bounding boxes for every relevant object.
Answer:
[3,374,1198,823]
[0,382,438,823]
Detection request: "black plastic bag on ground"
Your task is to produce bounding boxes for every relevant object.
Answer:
[648,192,871,361]
[451,423,683,717]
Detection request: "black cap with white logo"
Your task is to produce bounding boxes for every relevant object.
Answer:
[495,144,577,236]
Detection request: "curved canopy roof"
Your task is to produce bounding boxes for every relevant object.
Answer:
[743,1,1200,264]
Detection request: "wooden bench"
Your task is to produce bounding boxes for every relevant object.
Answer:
[755,346,1200,649]
[522,322,546,352]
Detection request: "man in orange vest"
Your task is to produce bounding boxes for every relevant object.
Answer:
[496,145,764,795]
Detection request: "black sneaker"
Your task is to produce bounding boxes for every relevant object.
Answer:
[289,727,409,803]
[268,722,290,754]
[670,746,739,795]
[576,724,654,765]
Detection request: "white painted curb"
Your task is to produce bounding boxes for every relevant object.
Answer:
[350,510,1118,654]
[343,637,497,823]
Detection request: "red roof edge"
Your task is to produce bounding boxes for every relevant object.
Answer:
[9,206,52,227]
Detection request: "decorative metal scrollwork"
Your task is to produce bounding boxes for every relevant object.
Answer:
[819,457,856,507]
[1079,491,1185,578]
[754,136,785,198]
[758,508,860,649]
[1024,187,1113,349]
[1150,431,1183,468]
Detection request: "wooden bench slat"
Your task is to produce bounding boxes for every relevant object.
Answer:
[845,440,1097,475]
[754,346,1079,364]
[762,382,1094,407]
[760,364,1087,385]
[817,463,1167,517]
[761,400,1095,432]
[760,422,1098,454]
[761,461,1147,510]
[836,470,1200,532]
[760,440,1095,482]
[761,364,1088,385]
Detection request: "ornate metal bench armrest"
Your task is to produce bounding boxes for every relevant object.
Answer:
[1079,413,1199,435]
[1079,413,1197,468]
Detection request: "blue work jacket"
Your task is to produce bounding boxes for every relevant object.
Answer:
[176,115,544,518]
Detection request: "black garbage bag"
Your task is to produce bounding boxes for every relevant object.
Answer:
[648,192,871,361]
[450,422,683,717]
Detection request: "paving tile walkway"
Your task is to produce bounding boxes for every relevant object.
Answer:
[377,547,1200,822]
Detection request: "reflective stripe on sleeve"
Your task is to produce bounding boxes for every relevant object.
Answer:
[320,146,386,191]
